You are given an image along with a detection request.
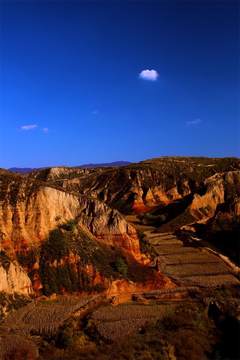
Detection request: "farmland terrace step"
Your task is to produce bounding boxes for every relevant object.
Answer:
[155,247,201,255]
[181,274,240,287]
[146,234,179,240]
[141,286,200,296]
[163,259,221,266]
[165,262,230,273]
[145,234,177,240]
[144,229,240,288]
[149,239,182,246]
[177,270,232,278]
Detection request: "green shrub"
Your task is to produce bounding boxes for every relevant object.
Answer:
[57,325,75,348]
[113,257,128,277]
[60,219,77,232]
[41,229,69,261]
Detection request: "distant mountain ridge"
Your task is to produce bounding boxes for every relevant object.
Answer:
[8,161,131,173]
[78,161,131,168]
[8,167,34,174]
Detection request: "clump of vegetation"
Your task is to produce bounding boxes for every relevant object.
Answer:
[112,256,128,277]
[41,229,70,262]
[39,229,75,295]
[39,226,125,295]
[56,317,91,350]
[60,219,77,232]
[40,262,81,296]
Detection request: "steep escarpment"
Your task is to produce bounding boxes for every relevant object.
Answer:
[189,171,240,222]
[0,172,140,256]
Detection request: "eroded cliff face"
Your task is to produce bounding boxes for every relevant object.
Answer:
[189,171,240,223]
[0,185,80,252]
[46,167,193,214]
[0,172,144,296]
[0,174,140,257]
[0,261,33,295]
[33,157,239,215]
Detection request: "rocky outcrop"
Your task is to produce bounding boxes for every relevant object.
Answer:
[106,276,176,303]
[189,171,240,222]
[0,171,143,296]
[0,174,140,258]
[0,261,33,295]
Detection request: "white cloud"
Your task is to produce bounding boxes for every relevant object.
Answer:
[20,124,38,131]
[186,118,202,126]
[42,127,49,133]
[139,69,159,81]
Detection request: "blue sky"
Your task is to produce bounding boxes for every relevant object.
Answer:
[0,0,239,167]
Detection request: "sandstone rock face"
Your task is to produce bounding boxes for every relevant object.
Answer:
[0,261,33,295]
[0,185,80,252]
[0,171,142,296]
[49,166,192,213]
[189,171,240,222]
[0,175,140,257]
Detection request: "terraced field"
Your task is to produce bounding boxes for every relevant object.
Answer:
[91,303,175,342]
[0,294,107,359]
[144,231,240,288]
[0,295,103,337]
